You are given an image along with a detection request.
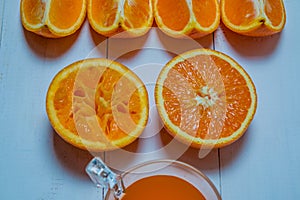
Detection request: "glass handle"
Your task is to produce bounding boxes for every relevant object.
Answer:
[86,157,125,199]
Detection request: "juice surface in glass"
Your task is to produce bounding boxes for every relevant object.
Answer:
[120,175,206,200]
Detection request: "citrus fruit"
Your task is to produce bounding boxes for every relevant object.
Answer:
[46,59,149,151]
[153,0,220,38]
[20,0,87,38]
[87,0,153,37]
[155,49,257,148]
[221,0,286,36]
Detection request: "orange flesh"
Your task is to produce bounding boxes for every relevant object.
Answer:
[94,68,142,140]
[90,0,118,27]
[192,0,217,28]
[156,0,190,31]
[264,0,284,26]
[121,175,206,200]
[123,0,151,28]
[223,0,257,26]
[224,0,284,27]
[22,0,46,25]
[53,67,143,141]
[48,0,84,29]
[54,71,77,134]
[162,55,251,139]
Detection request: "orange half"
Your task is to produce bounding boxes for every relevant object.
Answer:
[153,0,220,38]
[88,0,153,37]
[221,0,286,36]
[155,49,257,148]
[21,0,87,38]
[46,59,149,151]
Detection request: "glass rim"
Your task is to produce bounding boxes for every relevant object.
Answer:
[120,159,221,200]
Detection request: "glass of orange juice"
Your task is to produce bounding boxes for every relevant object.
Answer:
[86,158,221,200]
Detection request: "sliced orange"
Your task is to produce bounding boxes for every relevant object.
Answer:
[155,49,257,148]
[221,0,286,36]
[153,0,220,38]
[20,0,87,38]
[46,59,149,151]
[87,0,153,37]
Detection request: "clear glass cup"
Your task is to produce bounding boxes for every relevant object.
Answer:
[86,158,221,200]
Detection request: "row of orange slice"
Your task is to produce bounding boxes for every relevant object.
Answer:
[21,0,286,38]
[46,48,257,151]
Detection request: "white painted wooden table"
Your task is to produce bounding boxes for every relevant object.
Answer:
[0,0,299,199]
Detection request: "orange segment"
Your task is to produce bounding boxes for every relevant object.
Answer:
[153,0,220,38]
[155,49,257,148]
[87,0,153,37]
[264,0,284,27]
[48,0,85,30]
[192,0,218,28]
[46,59,149,151]
[123,0,152,29]
[88,0,119,33]
[20,0,86,38]
[155,0,191,32]
[221,0,286,36]
[22,0,46,26]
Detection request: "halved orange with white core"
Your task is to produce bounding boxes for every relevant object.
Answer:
[46,59,149,151]
[21,0,86,38]
[153,0,220,38]
[155,49,257,148]
[88,0,153,37]
[221,0,286,36]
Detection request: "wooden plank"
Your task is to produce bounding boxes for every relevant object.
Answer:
[215,0,300,199]
[0,0,5,47]
[0,0,106,199]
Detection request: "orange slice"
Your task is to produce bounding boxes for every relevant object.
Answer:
[87,0,153,37]
[46,59,149,151]
[221,0,286,36]
[155,49,257,148]
[153,0,220,38]
[20,0,87,38]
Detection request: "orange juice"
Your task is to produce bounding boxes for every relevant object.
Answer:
[120,175,206,200]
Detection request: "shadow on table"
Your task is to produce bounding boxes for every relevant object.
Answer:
[99,128,220,172]
[160,129,220,172]
[89,25,108,58]
[219,23,283,57]
[52,129,93,180]
[89,25,107,47]
[23,26,80,58]
[159,124,253,172]
[89,24,151,60]
[157,29,214,55]
[218,124,253,169]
